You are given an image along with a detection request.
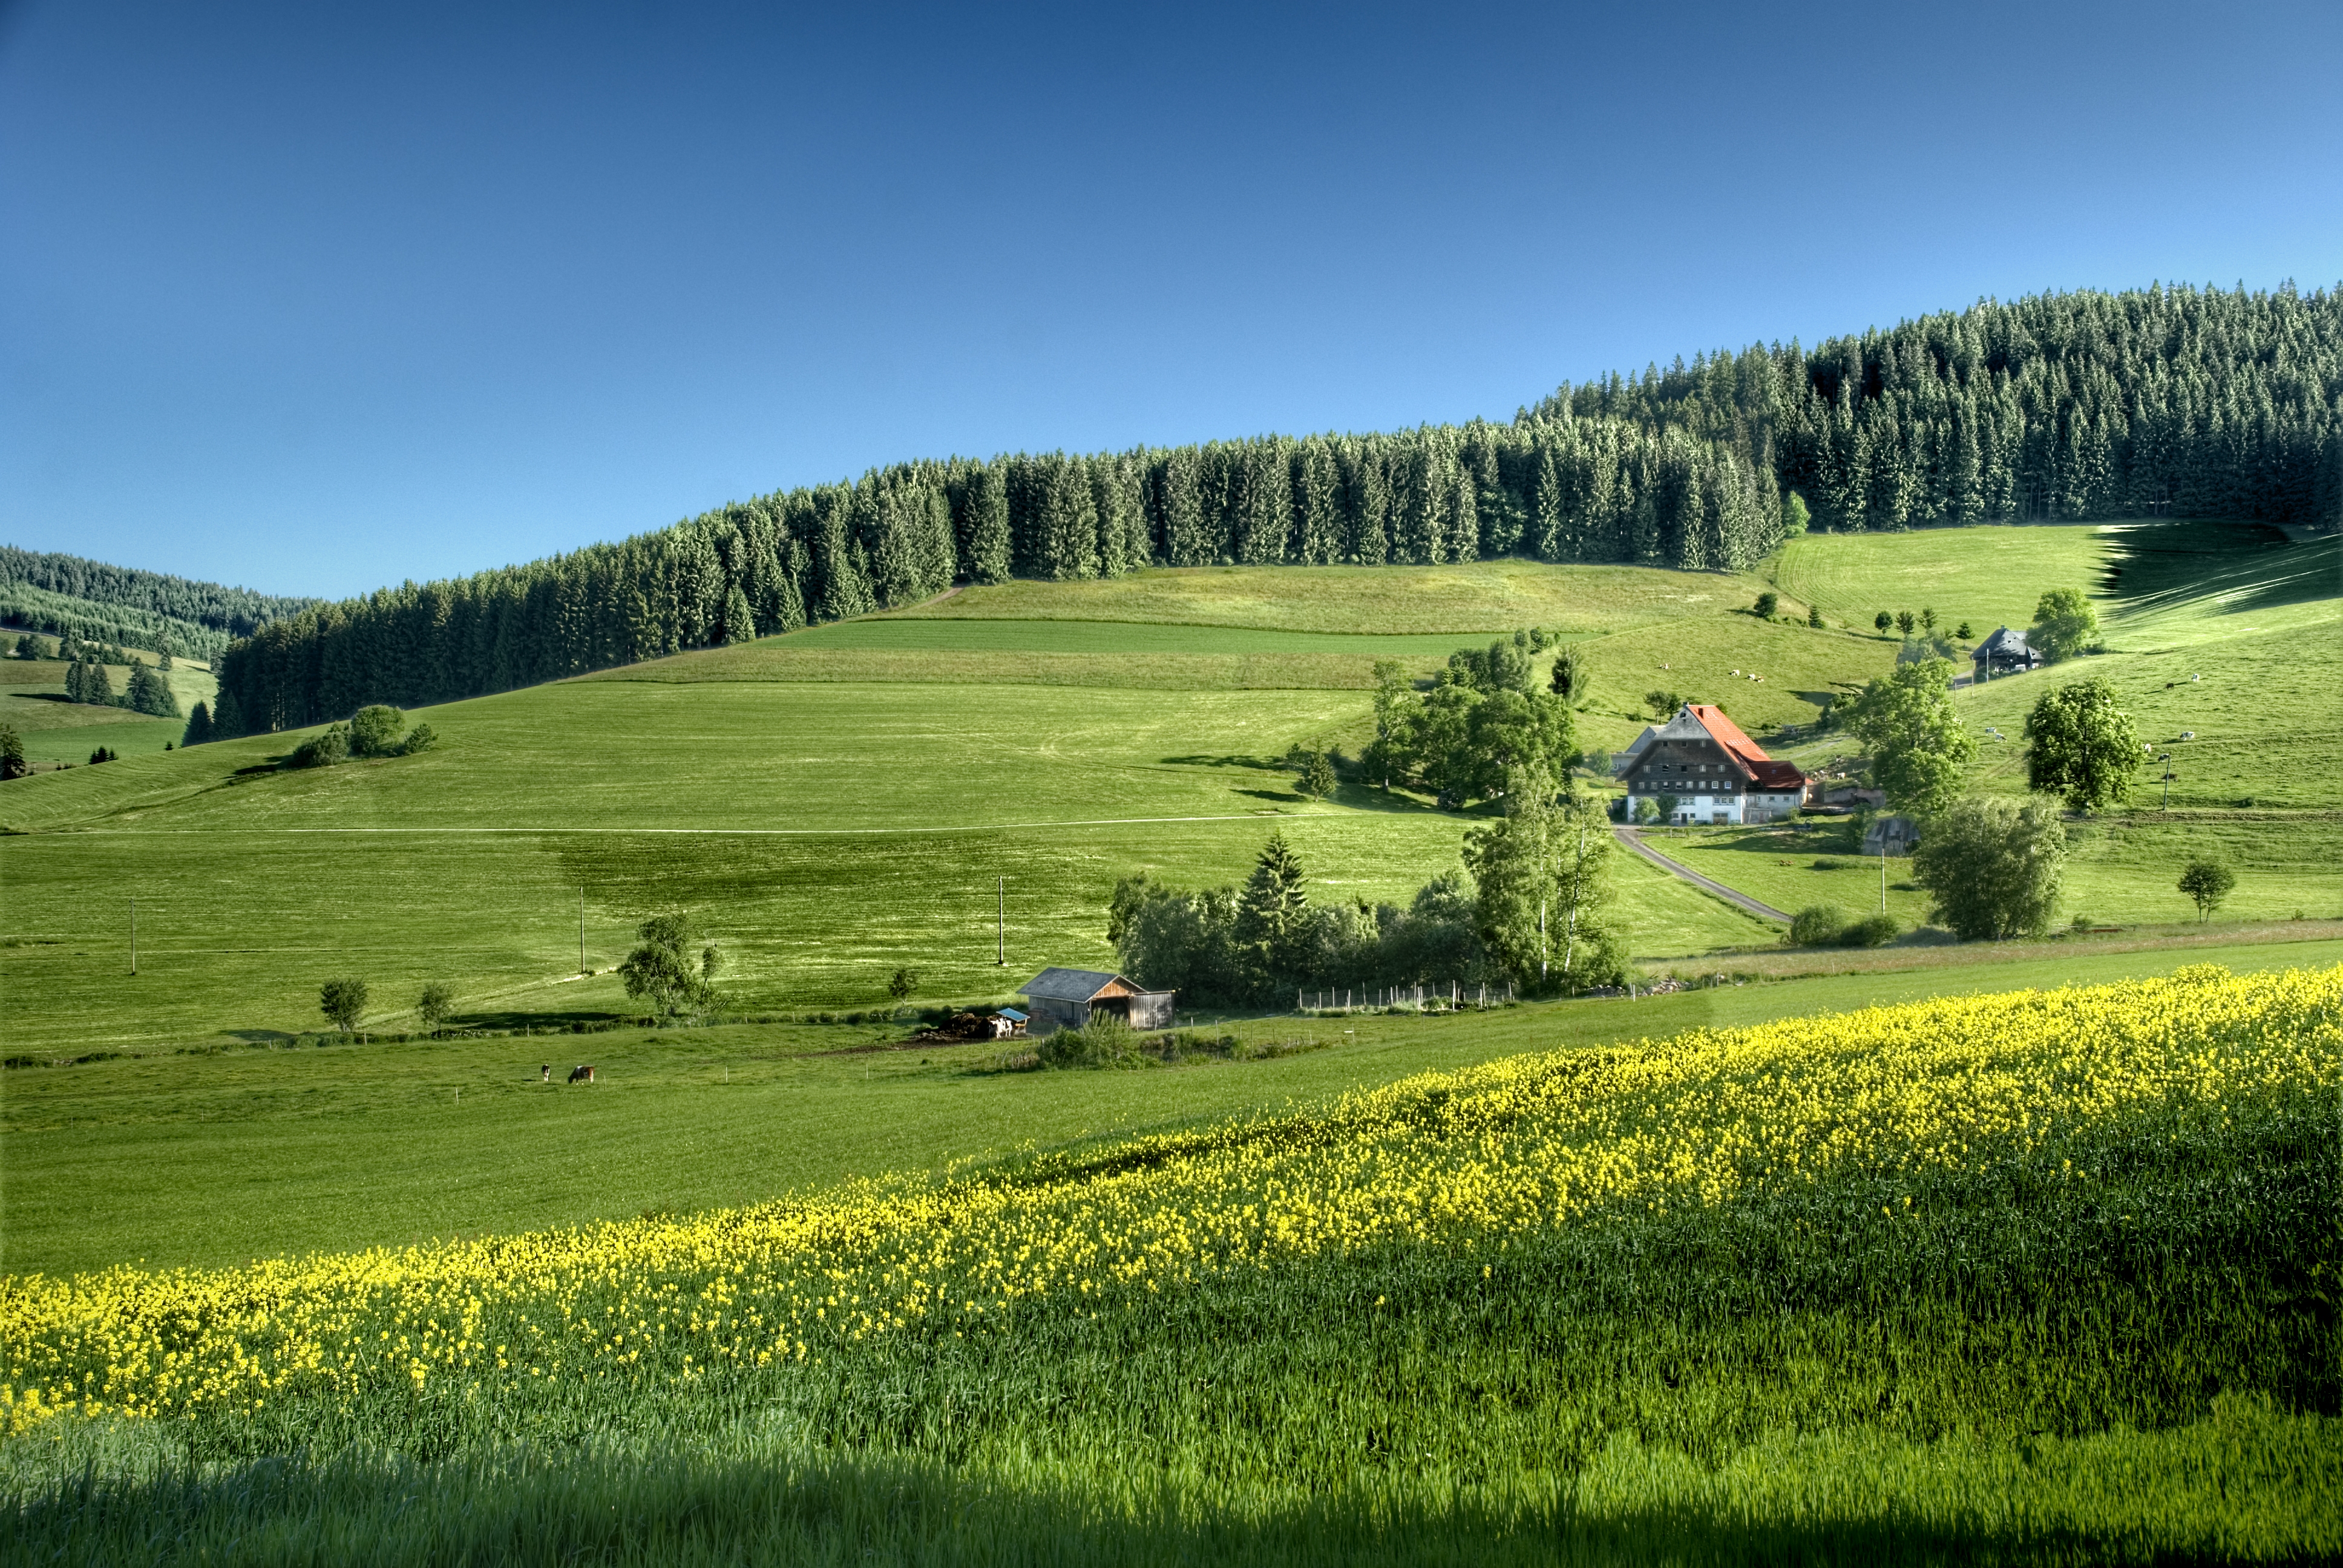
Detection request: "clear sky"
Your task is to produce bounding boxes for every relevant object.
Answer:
[4,1,2338,599]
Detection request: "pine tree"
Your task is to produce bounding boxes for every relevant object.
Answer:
[182,700,214,747]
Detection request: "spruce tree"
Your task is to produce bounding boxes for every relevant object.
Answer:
[962,464,1012,584]
[1233,831,1310,991]
[720,583,756,645]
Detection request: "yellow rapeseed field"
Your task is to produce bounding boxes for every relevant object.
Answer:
[5,964,2336,1437]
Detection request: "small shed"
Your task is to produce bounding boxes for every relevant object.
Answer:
[1018,967,1175,1036]
[1861,814,1923,856]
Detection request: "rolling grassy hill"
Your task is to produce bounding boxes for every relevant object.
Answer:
[2,521,2330,1060]
[0,652,216,767]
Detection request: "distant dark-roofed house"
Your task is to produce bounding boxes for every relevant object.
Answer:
[1973,627,2042,678]
[1018,968,1175,1036]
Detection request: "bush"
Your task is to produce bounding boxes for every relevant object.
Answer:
[289,725,350,769]
[1752,592,1778,618]
[1840,913,1900,948]
[1036,1016,1148,1070]
[349,705,407,757]
[1791,904,1897,949]
[1810,858,1846,871]
[1789,904,1849,947]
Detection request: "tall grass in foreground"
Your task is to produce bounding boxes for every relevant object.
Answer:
[4,965,2339,1563]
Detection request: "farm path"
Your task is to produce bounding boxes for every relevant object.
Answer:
[1614,826,1791,923]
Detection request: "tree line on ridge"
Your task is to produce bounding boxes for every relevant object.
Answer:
[200,282,2340,740]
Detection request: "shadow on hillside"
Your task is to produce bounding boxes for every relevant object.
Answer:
[2101,519,2339,619]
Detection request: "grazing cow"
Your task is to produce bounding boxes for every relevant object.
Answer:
[566,1064,595,1084]
[540,1064,552,1082]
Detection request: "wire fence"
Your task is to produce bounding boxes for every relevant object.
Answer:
[1292,981,1514,1014]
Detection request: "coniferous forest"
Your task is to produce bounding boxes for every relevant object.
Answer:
[0,547,323,663]
[208,283,2341,738]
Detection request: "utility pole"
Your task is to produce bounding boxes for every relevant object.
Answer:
[129,899,136,976]
[1880,842,1888,915]
[2159,754,2174,811]
[579,885,588,973]
[995,876,1006,965]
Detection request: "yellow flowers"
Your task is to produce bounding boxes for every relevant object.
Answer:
[4,964,2336,1439]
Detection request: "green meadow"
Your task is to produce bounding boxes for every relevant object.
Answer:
[1771,521,2112,633]
[5,930,2338,1279]
[0,653,214,766]
[5,524,2342,1564]
[4,524,2332,1054]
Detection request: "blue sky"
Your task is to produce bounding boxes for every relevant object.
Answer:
[4,1,2338,599]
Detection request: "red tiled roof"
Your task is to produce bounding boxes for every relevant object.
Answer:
[1686,704,1806,791]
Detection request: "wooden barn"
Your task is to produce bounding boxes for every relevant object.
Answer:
[1018,968,1175,1036]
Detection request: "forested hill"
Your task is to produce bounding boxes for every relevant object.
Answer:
[1,547,321,663]
[208,282,2341,740]
[1540,282,2342,531]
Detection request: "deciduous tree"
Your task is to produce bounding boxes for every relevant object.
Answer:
[2177,860,2235,923]
[416,982,455,1032]
[1911,796,2066,940]
[2028,588,2100,664]
[2024,678,2138,812]
[1844,658,1974,816]
[620,914,721,1016]
[320,977,368,1032]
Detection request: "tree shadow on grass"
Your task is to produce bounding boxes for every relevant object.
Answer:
[445,1007,637,1035]
[1160,753,1283,771]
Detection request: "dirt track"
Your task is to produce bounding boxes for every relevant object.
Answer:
[1613,826,1791,923]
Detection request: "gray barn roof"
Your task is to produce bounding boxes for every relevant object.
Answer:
[1974,626,2033,657]
[1613,725,1660,771]
[1020,967,1139,1002]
